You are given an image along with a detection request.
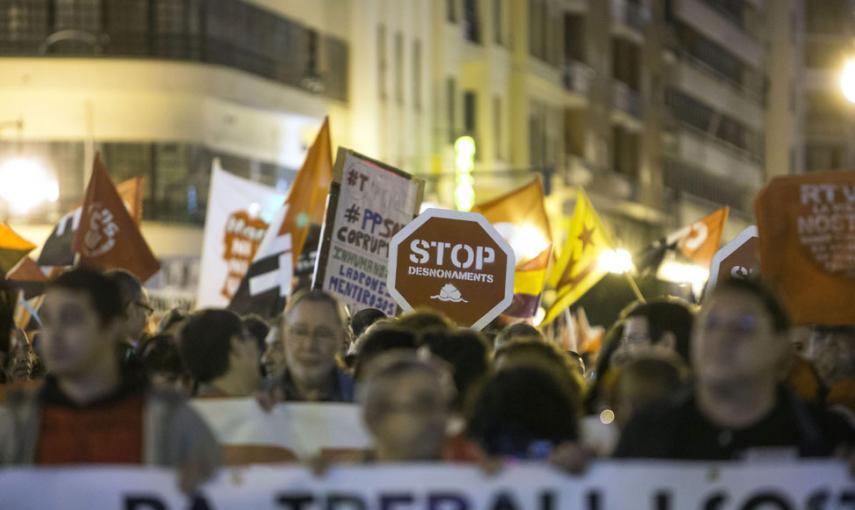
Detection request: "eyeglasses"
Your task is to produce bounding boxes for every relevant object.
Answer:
[135,301,155,316]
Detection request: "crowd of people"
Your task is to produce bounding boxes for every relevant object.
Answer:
[0,266,853,491]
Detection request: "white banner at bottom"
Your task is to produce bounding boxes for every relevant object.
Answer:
[0,462,851,510]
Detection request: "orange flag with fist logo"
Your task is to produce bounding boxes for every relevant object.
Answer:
[72,153,160,282]
[676,207,729,267]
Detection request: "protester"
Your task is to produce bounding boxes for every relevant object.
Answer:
[260,317,285,379]
[494,339,585,411]
[106,269,152,348]
[608,352,689,429]
[614,278,855,460]
[4,329,41,383]
[467,366,579,460]
[180,309,261,397]
[420,328,491,410]
[275,289,354,402]
[395,308,455,333]
[353,326,419,381]
[140,334,191,395]
[806,325,855,414]
[615,298,694,365]
[350,308,387,339]
[242,314,270,375]
[155,308,188,337]
[493,322,544,351]
[359,351,455,462]
[0,267,220,491]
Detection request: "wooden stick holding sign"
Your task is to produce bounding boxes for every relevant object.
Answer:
[312,148,424,317]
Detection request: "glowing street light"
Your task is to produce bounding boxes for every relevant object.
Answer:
[597,248,635,274]
[0,158,59,215]
[453,135,476,211]
[657,260,709,297]
[841,58,855,104]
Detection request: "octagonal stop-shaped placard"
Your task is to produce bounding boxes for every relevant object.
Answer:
[387,208,515,330]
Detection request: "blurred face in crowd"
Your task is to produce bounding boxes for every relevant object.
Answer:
[806,327,855,386]
[282,300,344,388]
[365,369,450,461]
[261,324,286,377]
[40,289,120,378]
[124,289,153,341]
[692,289,787,389]
[615,316,675,365]
[5,329,34,382]
[229,328,262,392]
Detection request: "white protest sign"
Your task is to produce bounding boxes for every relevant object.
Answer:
[190,399,371,461]
[196,161,285,308]
[313,149,423,316]
[0,462,851,510]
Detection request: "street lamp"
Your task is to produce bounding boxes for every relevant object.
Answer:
[0,158,59,215]
[840,58,855,103]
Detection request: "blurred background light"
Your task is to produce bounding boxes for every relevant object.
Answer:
[0,158,58,215]
[598,248,635,274]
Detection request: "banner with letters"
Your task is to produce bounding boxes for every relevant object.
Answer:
[313,149,423,316]
[190,399,371,464]
[196,161,285,309]
[0,462,850,509]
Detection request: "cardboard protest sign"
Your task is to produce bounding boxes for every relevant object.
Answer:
[313,149,423,316]
[0,462,850,509]
[755,171,855,325]
[387,209,515,330]
[190,399,370,464]
[707,225,759,292]
[196,161,284,308]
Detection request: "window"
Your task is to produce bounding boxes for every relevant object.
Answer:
[463,0,481,43]
[413,40,422,111]
[394,31,403,105]
[493,96,502,159]
[494,0,503,45]
[447,77,457,142]
[378,24,387,100]
[464,90,477,134]
[447,0,457,23]
[529,0,546,61]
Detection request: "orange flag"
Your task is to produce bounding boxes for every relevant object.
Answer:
[281,117,333,266]
[677,207,729,267]
[0,224,36,274]
[116,176,144,224]
[73,153,160,282]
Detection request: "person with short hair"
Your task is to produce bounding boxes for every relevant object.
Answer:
[608,352,689,429]
[139,334,190,395]
[106,269,152,348]
[180,309,261,397]
[617,298,694,364]
[395,308,455,333]
[0,267,220,492]
[353,326,419,381]
[494,322,544,351]
[614,278,854,460]
[359,351,455,462]
[277,290,354,402]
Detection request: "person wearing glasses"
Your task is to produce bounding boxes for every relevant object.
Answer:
[276,290,354,402]
[614,278,854,460]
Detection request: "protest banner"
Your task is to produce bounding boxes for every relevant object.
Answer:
[313,148,423,316]
[708,225,759,292]
[196,160,284,308]
[190,399,370,464]
[387,209,515,330]
[754,170,855,325]
[0,462,850,510]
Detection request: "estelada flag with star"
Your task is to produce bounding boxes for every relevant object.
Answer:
[72,153,160,282]
[229,117,333,317]
[472,176,552,318]
[543,189,611,325]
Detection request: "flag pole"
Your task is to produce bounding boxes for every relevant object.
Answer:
[623,271,646,303]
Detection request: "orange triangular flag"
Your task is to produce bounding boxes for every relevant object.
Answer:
[0,224,36,274]
[73,154,161,282]
[279,117,333,266]
[677,207,729,267]
[116,176,144,224]
[8,257,46,283]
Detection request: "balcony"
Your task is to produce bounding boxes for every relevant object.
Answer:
[612,0,650,37]
[663,157,753,212]
[805,112,850,141]
[612,81,642,119]
[672,55,764,130]
[561,60,594,96]
[664,122,763,190]
[672,0,763,68]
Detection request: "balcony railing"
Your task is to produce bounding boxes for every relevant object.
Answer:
[561,60,594,96]
[678,51,764,104]
[612,81,642,119]
[612,0,650,33]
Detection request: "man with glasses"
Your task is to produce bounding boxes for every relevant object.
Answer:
[614,278,854,460]
[276,290,354,402]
